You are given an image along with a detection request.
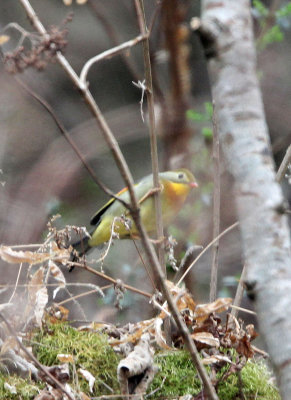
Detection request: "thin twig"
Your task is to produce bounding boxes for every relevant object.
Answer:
[57,287,109,307]
[210,102,220,302]
[130,235,157,290]
[68,260,152,299]
[14,77,126,204]
[8,263,23,303]
[276,144,291,182]
[87,0,141,81]
[177,221,239,286]
[230,304,256,316]
[91,216,124,266]
[0,312,75,400]
[80,34,146,86]
[135,0,165,272]
[231,264,247,318]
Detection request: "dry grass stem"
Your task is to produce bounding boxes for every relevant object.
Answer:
[177,221,239,286]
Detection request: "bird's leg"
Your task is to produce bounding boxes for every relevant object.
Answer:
[149,236,166,245]
[130,233,166,245]
[138,184,163,205]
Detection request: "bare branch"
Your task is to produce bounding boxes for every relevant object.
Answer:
[231,265,247,318]
[134,0,165,271]
[80,34,146,87]
[68,260,152,299]
[14,76,121,201]
[210,102,220,302]
[276,144,291,183]
[87,0,141,81]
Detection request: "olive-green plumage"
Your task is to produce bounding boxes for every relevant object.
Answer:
[74,169,197,255]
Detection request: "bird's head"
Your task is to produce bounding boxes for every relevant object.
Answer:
[162,169,198,188]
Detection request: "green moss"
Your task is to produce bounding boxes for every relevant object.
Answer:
[217,360,280,399]
[150,350,202,397]
[241,360,280,400]
[149,351,280,400]
[0,375,42,400]
[32,322,120,396]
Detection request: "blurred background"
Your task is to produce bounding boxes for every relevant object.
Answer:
[0,0,290,325]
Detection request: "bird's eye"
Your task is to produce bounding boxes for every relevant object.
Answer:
[178,173,184,179]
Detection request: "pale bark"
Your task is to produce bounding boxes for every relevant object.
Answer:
[201,0,291,397]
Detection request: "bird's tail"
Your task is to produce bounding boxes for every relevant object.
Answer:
[69,234,92,272]
[71,235,91,257]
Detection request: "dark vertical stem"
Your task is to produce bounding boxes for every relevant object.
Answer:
[231,264,247,318]
[161,0,191,168]
[210,103,220,302]
[135,0,165,272]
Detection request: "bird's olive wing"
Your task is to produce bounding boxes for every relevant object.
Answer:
[90,186,129,226]
[90,176,155,226]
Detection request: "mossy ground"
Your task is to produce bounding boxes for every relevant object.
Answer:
[0,375,42,400]
[32,321,120,396]
[150,350,280,400]
[0,322,281,399]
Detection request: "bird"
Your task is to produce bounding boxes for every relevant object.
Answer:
[72,169,198,257]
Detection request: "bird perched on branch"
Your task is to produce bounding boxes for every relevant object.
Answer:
[72,169,198,257]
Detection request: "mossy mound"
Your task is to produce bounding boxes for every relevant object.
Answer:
[32,321,120,396]
[0,375,42,400]
[0,322,281,399]
[150,350,280,400]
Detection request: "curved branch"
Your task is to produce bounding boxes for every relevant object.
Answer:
[80,34,146,86]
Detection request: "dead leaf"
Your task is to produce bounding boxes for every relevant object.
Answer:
[191,332,220,348]
[4,382,17,394]
[38,364,70,385]
[236,333,255,358]
[166,281,196,312]
[48,304,69,322]
[118,334,157,396]
[79,368,95,392]
[49,261,66,285]
[79,393,91,400]
[202,354,232,365]
[35,287,48,327]
[0,246,49,265]
[0,245,70,265]
[28,268,45,304]
[1,336,19,355]
[57,354,74,363]
[154,318,172,350]
[49,260,66,299]
[194,298,232,323]
[109,319,154,346]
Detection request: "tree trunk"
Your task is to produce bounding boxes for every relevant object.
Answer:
[200,1,291,397]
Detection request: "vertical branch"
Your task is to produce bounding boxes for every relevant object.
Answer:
[135,0,165,271]
[210,103,220,302]
[161,0,191,167]
[231,264,247,318]
[87,0,141,81]
[276,144,291,183]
